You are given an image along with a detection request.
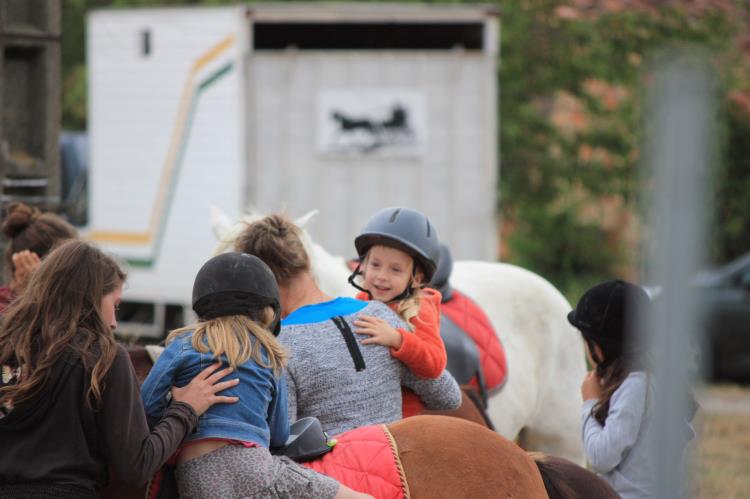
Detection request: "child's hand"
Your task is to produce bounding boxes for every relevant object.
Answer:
[581,370,603,401]
[355,315,403,349]
[11,250,41,293]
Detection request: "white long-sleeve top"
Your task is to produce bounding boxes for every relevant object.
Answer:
[582,371,695,499]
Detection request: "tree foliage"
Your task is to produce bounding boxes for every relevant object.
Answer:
[499,0,747,297]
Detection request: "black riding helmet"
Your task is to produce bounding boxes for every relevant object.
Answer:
[192,252,282,336]
[567,279,651,366]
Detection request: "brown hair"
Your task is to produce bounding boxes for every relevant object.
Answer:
[168,308,287,376]
[589,342,649,425]
[0,240,126,409]
[233,214,310,286]
[2,202,78,277]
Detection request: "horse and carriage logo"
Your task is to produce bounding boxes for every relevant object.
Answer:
[318,90,426,156]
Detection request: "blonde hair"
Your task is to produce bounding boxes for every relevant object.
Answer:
[168,307,287,375]
[397,292,423,329]
[234,214,309,286]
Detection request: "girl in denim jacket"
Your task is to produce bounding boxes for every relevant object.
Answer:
[142,252,371,499]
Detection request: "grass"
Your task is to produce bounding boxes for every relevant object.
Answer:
[690,385,750,498]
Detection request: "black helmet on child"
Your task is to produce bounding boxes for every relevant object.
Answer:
[567,279,650,358]
[192,252,282,336]
[354,207,440,282]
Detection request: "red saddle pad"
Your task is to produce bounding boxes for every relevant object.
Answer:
[442,289,507,391]
[303,425,407,499]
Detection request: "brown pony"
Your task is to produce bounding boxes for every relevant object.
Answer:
[104,413,547,498]
[106,346,617,499]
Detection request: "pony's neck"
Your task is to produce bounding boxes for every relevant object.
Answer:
[298,228,356,298]
[280,273,333,318]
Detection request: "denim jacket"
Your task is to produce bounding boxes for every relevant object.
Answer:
[141,332,289,448]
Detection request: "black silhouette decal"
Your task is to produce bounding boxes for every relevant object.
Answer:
[328,103,416,153]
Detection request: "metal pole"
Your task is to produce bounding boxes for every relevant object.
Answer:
[642,49,716,497]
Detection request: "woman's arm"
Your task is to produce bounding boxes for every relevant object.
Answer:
[99,345,238,486]
[140,340,184,428]
[401,368,462,411]
[284,367,298,424]
[582,374,648,473]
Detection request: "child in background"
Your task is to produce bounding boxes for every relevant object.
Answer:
[349,207,447,417]
[0,202,77,311]
[568,279,697,499]
[141,252,371,499]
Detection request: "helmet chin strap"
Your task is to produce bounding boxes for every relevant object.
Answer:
[347,262,419,304]
[347,263,371,297]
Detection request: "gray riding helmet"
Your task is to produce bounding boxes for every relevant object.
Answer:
[354,207,440,282]
[192,252,282,335]
[429,244,454,301]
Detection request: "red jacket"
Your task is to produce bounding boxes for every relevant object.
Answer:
[356,288,447,417]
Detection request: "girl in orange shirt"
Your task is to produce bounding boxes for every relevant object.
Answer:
[349,207,447,417]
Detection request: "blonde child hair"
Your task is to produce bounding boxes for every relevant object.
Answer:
[169,307,287,376]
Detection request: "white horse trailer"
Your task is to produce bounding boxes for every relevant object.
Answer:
[86,3,499,337]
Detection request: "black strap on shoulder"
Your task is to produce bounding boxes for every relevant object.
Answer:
[331,316,366,372]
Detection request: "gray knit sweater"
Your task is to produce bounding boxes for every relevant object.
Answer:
[279,299,461,436]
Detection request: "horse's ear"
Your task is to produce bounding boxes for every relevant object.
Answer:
[210,205,234,241]
[294,210,319,229]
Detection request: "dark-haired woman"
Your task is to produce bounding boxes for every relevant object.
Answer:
[0,240,239,498]
[0,202,77,311]
[568,279,696,499]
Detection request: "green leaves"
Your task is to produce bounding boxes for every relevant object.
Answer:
[499,0,746,299]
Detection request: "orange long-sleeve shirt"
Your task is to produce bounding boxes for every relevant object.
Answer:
[356,288,447,417]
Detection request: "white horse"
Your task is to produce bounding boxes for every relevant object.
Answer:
[212,208,587,463]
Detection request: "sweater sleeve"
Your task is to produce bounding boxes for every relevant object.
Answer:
[98,345,198,487]
[581,373,648,473]
[401,367,462,411]
[390,289,447,379]
[284,366,298,425]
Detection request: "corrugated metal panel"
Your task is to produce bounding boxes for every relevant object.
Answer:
[247,51,497,260]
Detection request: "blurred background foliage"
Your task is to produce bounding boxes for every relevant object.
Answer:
[61,0,750,300]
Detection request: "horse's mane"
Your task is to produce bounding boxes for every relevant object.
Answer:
[211,206,321,255]
[529,452,620,499]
